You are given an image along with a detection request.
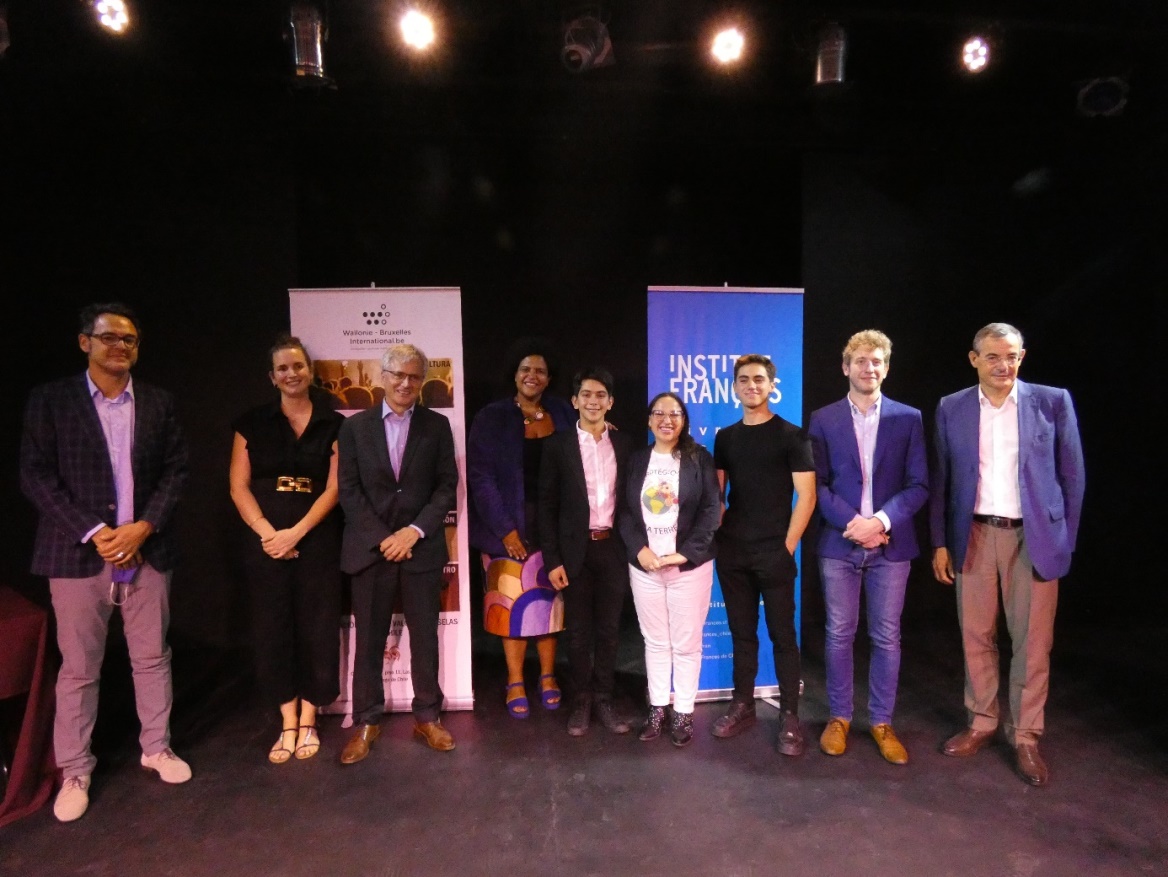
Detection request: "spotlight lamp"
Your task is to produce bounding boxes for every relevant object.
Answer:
[286,0,333,87]
[711,27,745,65]
[1077,76,1129,118]
[92,0,130,34]
[961,34,990,74]
[562,10,614,73]
[400,9,436,51]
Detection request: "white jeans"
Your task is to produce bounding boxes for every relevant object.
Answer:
[628,561,714,713]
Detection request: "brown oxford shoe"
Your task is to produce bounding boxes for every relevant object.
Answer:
[1015,743,1049,786]
[340,723,381,765]
[941,727,995,758]
[870,724,909,765]
[414,720,456,752]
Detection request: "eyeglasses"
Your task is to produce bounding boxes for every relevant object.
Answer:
[383,369,425,385]
[88,332,139,349]
[650,410,684,420]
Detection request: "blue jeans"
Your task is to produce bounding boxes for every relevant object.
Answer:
[820,550,910,726]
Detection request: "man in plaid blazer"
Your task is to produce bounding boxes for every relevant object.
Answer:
[20,302,190,822]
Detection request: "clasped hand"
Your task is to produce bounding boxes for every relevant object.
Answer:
[842,515,889,550]
[380,526,419,562]
[93,522,151,569]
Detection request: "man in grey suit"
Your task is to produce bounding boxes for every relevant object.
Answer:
[338,343,458,762]
[20,302,191,822]
[930,322,1085,786]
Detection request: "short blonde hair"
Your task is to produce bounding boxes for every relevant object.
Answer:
[842,329,892,365]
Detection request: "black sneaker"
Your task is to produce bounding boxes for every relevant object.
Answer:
[776,710,806,757]
[594,700,631,735]
[670,711,695,748]
[711,700,757,738]
[638,705,667,742]
[567,696,592,737]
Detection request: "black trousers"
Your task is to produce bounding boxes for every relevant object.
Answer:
[562,536,628,702]
[246,539,341,709]
[716,545,801,714]
[350,560,444,724]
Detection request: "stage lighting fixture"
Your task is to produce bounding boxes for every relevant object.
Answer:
[562,12,614,73]
[961,35,990,74]
[815,22,846,84]
[711,28,744,64]
[1076,76,1128,117]
[400,10,435,51]
[93,0,130,34]
[286,0,333,87]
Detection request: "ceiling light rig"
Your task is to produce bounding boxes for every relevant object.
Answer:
[960,34,991,74]
[562,7,614,73]
[400,9,437,52]
[814,22,846,84]
[711,27,745,65]
[285,0,334,88]
[92,0,130,34]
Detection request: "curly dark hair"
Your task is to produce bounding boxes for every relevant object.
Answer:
[501,336,559,388]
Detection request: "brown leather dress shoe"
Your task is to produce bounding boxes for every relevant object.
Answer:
[941,727,994,758]
[1015,743,1049,786]
[414,720,456,752]
[711,701,757,739]
[340,723,381,764]
[870,724,909,765]
[819,717,850,756]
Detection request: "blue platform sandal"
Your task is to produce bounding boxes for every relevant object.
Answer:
[505,682,530,719]
[539,674,562,710]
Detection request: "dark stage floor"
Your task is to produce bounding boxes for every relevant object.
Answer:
[2,579,1166,877]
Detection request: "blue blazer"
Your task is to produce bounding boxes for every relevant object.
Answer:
[466,394,575,556]
[809,395,929,563]
[929,380,1085,582]
[619,444,721,571]
[20,373,189,577]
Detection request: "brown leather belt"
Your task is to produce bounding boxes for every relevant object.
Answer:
[973,514,1022,529]
[589,528,612,541]
[276,476,313,493]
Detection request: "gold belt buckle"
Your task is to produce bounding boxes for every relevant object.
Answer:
[276,476,313,493]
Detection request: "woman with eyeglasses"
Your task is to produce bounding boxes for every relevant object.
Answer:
[229,334,344,763]
[467,338,575,719]
[619,392,721,746]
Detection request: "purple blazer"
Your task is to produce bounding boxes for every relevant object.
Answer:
[20,373,189,577]
[929,380,1085,581]
[809,395,929,563]
[467,394,575,556]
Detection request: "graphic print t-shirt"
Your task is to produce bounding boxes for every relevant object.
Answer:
[640,450,681,557]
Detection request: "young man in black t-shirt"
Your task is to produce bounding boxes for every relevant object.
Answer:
[713,354,816,755]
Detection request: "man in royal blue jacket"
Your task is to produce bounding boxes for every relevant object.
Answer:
[809,330,928,765]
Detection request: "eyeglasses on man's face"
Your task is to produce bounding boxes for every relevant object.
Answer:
[383,369,425,386]
[88,332,140,350]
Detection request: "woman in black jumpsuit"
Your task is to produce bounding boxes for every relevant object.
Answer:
[229,335,344,763]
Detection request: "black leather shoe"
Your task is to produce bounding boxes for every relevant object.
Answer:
[594,700,631,735]
[567,697,592,737]
[670,711,694,748]
[711,701,757,738]
[639,706,667,742]
[776,711,805,757]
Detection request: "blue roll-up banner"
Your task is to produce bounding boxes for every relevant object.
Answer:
[647,285,805,702]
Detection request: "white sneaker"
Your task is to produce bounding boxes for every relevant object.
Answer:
[140,748,192,784]
[53,775,91,822]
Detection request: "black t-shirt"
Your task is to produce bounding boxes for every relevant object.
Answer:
[714,414,814,548]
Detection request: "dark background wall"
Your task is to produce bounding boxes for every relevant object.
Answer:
[2,2,1164,679]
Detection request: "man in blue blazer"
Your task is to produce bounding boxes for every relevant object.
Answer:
[21,302,191,822]
[930,322,1084,787]
[338,344,459,762]
[809,330,928,765]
